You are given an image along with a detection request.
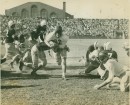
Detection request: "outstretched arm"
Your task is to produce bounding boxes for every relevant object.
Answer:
[94,62,114,89]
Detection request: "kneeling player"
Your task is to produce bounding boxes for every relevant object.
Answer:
[84,46,104,74]
[94,51,130,92]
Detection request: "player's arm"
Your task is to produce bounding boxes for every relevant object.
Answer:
[44,31,56,47]
[94,62,114,89]
[45,40,57,48]
[86,50,90,62]
[12,30,16,38]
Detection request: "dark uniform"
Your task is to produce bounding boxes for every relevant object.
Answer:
[105,50,118,60]
[5,28,15,43]
[19,25,47,71]
[31,25,47,41]
[86,45,95,62]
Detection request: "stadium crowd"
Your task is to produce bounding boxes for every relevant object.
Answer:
[0,15,129,39]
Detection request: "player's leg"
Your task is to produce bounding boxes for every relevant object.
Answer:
[19,50,31,70]
[31,45,39,75]
[120,71,130,92]
[38,50,47,69]
[61,49,67,80]
[97,66,106,79]
[53,51,61,65]
[3,43,13,60]
[9,40,22,69]
[106,77,121,88]
[85,61,100,74]
[4,43,16,69]
[0,58,6,64]
[10,54,20,68]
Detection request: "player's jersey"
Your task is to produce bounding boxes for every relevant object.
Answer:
[105,50,118,60]
[44,31,69,49]
[29,25,46,42]
[86,45,95,62]
[44,31,57,47]
[5,28,15,43]
[104,59,127,77]
[89,49,99,60]
[36,42,50,51]
[36,25,46,41]
[58,34,69,48]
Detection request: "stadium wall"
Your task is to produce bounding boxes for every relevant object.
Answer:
[5,2,73,19]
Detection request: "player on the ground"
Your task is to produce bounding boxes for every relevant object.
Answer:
[94,51,130,92]
[97,42,118,79]
[79,41,100,75]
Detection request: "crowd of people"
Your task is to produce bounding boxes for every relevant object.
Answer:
[0,15,129,39]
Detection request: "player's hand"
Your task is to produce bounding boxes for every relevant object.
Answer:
[94,84,100,90]
[49,41,57,48]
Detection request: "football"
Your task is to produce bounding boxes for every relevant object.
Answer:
[49,41,57,47]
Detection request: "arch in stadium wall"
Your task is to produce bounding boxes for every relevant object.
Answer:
[50,12,57,18]
[21,9,28,18]
[31,5,38,18]
[40,9,48,18]
[12,12,18,17]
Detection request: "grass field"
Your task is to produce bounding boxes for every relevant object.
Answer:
[1,39,130,105]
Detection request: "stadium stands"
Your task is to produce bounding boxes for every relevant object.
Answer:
[0,15,129,39]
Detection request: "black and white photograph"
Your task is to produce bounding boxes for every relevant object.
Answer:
[0,0,130,105]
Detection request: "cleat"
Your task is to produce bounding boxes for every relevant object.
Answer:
[19,61,24,71]
[10,62,14,69]
[62,76,66,80]
[31,71,38,76]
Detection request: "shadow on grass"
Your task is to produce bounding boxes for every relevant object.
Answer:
[1,70,50,80]
[1,85,40,89]
[44,66,84,71]
[50,74,100,79]
[67,66,84,70]
[1,70,99,80]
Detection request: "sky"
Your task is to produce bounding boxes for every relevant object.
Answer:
[0,0,130,18]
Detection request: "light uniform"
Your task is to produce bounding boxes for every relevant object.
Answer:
[44,31,57,47]
[31,43,47,69]
[104,59,130,91]
[44,31,69,64]
[104,59,128,77]
[54,33,69,65]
